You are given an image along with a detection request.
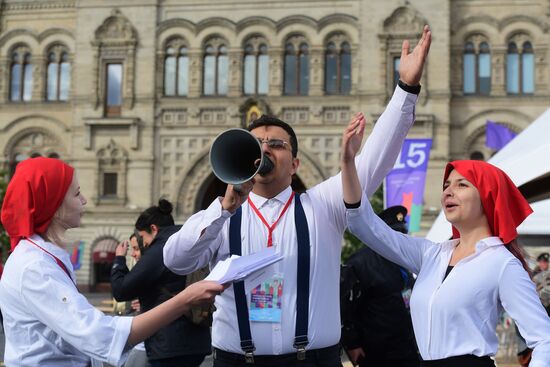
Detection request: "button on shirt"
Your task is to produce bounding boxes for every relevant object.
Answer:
[0,235,132,367]
[163,86,418,355]
[346,197,550,367]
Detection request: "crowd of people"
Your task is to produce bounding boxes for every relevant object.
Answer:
[0,24,549,367]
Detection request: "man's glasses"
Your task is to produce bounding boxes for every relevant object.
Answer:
[257,138,291,150]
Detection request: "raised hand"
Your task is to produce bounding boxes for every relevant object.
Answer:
[221,179,255,213]
[115,240,128,256]
[399,25,431,86]
[341,112,366,164]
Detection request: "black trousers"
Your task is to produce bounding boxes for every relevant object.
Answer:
[213,345,342,367]
[421,355,495,367]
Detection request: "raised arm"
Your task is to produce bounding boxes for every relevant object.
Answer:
[311,26,431,230]
[340,112,432,273]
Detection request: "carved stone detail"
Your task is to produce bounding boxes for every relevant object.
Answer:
[92,9,138,111]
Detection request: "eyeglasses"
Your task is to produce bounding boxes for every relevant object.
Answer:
[257,138,291,150]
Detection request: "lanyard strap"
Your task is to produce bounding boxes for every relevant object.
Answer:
[248,191,295,247]
[230,192,310,360]
[25,237,75,285]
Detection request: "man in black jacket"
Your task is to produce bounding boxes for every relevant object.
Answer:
[340,206,419,367]
[111,199,211,367]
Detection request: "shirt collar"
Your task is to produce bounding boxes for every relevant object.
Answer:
[248,186,293,209]
[441,236,504,252]
[28,234,71,263]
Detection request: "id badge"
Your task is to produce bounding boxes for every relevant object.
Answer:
[249,274,283,323]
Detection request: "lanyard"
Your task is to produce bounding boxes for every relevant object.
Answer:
[25,237,75,285]
[248,191,295,247]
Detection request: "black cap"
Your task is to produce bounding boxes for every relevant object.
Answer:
[537,252,550,262]
[378,205,408,234]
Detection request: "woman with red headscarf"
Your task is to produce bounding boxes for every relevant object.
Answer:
[339,118,550,367]
[0,157,225,367]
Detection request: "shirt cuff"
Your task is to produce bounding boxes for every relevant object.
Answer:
[109,316,133,367]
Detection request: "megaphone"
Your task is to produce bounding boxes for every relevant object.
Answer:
[210,128,274,187]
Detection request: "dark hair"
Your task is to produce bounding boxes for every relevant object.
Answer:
[135,199,175,233]
[507,239,532,276]
[247,115,298,157]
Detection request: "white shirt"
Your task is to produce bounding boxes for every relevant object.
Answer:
[346,197,550,367]
[0,235,133,367]
[163,86,418,355]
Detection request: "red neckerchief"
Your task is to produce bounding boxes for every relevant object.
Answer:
[25,237,75,285]
[248,191,295,247]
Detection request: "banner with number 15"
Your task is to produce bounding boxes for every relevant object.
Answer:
[384,139,432,233]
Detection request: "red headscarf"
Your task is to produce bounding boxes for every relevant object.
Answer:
[443,160,532,244]
[1,157,74,251]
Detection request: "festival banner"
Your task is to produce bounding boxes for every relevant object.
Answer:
[384,139,432,233]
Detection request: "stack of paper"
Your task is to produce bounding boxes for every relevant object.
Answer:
[205,247,283,284]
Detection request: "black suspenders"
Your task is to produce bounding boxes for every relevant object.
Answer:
[229,193,310,363]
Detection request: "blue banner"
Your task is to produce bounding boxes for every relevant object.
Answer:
[384,139,432,233]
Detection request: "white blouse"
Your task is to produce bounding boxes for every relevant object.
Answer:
[0,235,132,367]
[346,197,550,367]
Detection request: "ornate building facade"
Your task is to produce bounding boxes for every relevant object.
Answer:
[0,0,548,290]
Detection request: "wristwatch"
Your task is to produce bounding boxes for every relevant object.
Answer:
[398,80,421,95]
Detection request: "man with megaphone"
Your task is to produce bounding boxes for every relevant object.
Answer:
[163,25,431,367]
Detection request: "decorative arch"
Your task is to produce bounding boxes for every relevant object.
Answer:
[318,14,358,31]
[452,15,499,35]
[196,17,237,34]
[499,15,549,33]
[156,18,196,37]
[276,15,317,33]
[173,147,326,218]
[237,16,277,34]
[461,109,531,158]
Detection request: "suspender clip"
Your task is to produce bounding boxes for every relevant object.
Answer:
[244,351,255,364]
[294,335,309,361]
[296,346,306,361]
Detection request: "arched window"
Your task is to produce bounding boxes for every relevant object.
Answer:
[243,38,269,95]
[203,39,228,96]
[46,45,71,101]
[10,46,33,101]
[284,36,309,95]
[325,38,352,95]
[462,40,491,95]
[164,39,189,96]
[507,39,535,94]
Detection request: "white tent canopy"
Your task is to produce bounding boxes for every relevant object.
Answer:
[426,108,550,242]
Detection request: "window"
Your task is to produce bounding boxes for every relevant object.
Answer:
[105,63,122,116]
[164,41,189,96]
[10,47,33,102]
[103,172,118,197]
[284,36,309,95]
[393,57,401,91]
[463,41,491,95]
[507,41,535,94]
[203,40,228,96]
[46,46,71,101]
[325,40,352,95]
[243,39,269,95]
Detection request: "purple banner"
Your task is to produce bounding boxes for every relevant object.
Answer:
[384,139,432,233]
[486,120,517,150]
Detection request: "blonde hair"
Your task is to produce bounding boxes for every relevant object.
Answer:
[42,199,71,248]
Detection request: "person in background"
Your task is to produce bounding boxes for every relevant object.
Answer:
[111,199,212,367]
[534,252,550,277]
[340,115,550,367]
[340,206,419,367]
[113,233,151,367]
[0,157,223,367]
